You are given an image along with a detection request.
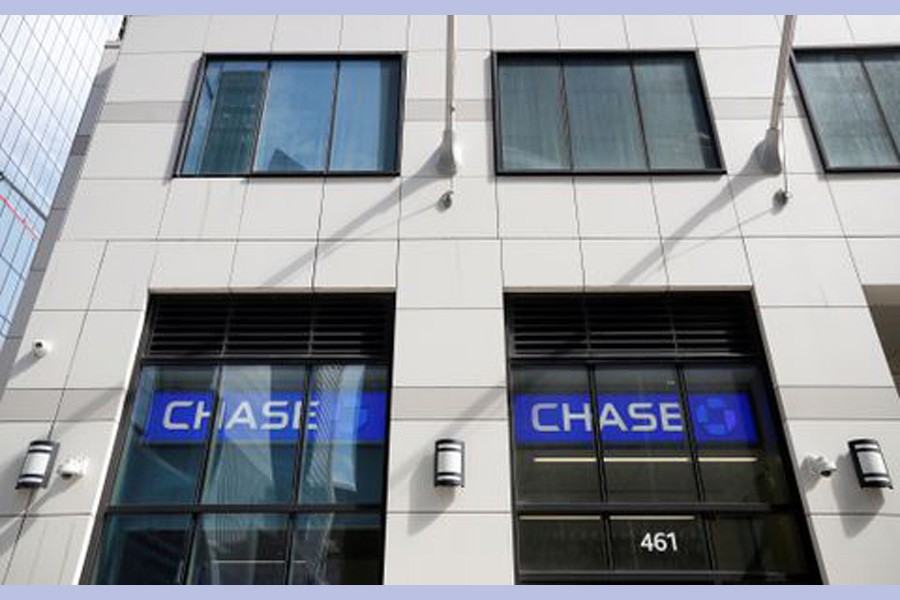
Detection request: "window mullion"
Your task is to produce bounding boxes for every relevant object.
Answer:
[248,59,274,174]
[859,53,900,165]
[557,56,575,172]
[627,58,653,173]
[323,59,342,174]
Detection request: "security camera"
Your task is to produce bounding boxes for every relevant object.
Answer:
[806,454,837,478]
[32,339,51,358]
[57,456,89,480]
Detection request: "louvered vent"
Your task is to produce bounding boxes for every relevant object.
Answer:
[147,295,394,359]
[507,293,759,360]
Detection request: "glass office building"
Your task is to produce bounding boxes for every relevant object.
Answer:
[0,15,122,343]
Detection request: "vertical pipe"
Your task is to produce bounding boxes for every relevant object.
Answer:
[436,15,459,176]
[758,15,797,174]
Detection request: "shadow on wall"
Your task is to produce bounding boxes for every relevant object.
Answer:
[614,154,791,287]
[399,386,508,536]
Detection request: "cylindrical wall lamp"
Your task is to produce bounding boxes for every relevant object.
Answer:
[434,439,464,487]
[16,440,59,489]
[848,438,893,489]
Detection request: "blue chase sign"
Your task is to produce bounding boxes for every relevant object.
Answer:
[513,392,757,445]
[143,390,387,443]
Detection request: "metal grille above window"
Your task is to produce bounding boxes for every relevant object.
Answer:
[507,293,760,360]
[147,295,394,359]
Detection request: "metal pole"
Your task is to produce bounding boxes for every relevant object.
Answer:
[757,15,797,174]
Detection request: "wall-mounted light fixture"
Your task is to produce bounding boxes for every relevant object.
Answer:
[16,440,59,489]
[434,439,464,487]
[849,439,893,489]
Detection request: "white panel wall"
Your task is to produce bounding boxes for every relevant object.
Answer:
[2,14,900,585]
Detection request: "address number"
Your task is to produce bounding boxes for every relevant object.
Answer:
[639,532,679,553]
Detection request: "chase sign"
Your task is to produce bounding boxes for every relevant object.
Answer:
[143,390,386,443]
[514,392,757,445]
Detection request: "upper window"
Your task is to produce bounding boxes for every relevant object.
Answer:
[493,53,723,174]
[180,56,402,176]
[794,49,900,171]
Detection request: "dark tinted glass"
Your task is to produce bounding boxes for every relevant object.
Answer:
[188,514,289,585]
[112,365,217,505]
[329,60,401,172]
[795,53,900,168]
[564,56,646,170]
[684,367,790,504]
[518,516,607,573]
[634,56,719,169]
[862,51,900,152]
[254,61,337,172]
[609,515,709,572]
[298,365,389,505]
[498,56,570,171]
[92,514,191,584]
[512,367,600,504]
[202,365,306,505]
[596,368,697,502]
[711,515,811,579]
[290,513,381,584]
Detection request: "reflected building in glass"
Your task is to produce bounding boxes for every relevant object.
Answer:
[0,15,122,344]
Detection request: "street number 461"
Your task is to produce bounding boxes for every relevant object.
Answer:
[640,532,679,553]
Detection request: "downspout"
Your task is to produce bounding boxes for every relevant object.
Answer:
[436,14,461,176]
[756,15,797,174]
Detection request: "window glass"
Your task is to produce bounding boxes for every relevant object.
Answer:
[795,53,899,168]
[290,513,381,584]
[111,365,218,505]
[862,51,900,150]
[609,515,709,572]
[93,514,191,585]
[633,56,719,170]
[564,57,646,170]
[201,366,306,505]
[254,61,337,173]
[498,56,570,171]
[298,365,388,505]
[684,367,790,504]
[328,60,401,172]
[188,514,289,585]
[711,515,811,579]
[182,61,267,175]
[512,367,600,504]
[518,516,607,574]
[496,54,720,173]
[595,368,697,502]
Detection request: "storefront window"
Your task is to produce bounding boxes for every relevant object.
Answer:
[507,293,819,584]
[89,295,393,585]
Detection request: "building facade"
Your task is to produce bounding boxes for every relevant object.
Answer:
[1,14,900,584]
[0,14,123,346]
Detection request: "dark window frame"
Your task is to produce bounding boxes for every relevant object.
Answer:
[82,294,395,585]
[491,50,727,176]
[504,293,821,585]
[174,53,406,179]
[793,46,900,173]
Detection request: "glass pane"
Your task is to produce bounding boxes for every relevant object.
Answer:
[609,515,709,572]
[634,56,719,170]
[711,515,811,579]
[511,367,600,504]
[796,53,899,168]
[112,365,217,505]
[328,59,400,172]
[684,367,790,504]
[93,514,191,584]
[595,368,697,502]
[290,513,381,584]
[254,60,337,173]
[863,51,900,153]
[518,516,607,573]
[202,366,305,505]
[299,365,389,505]
[188,514,289,585]
[564,57,647,170]
[183,61,267,175]
[498,56,570,171]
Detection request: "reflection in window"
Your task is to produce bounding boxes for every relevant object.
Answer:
[92,515,191,584]
[795,50,900,169]
[188,514,289,585]
[291,513,382,584]
[182,57,401,176]
[496,53,721,173]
